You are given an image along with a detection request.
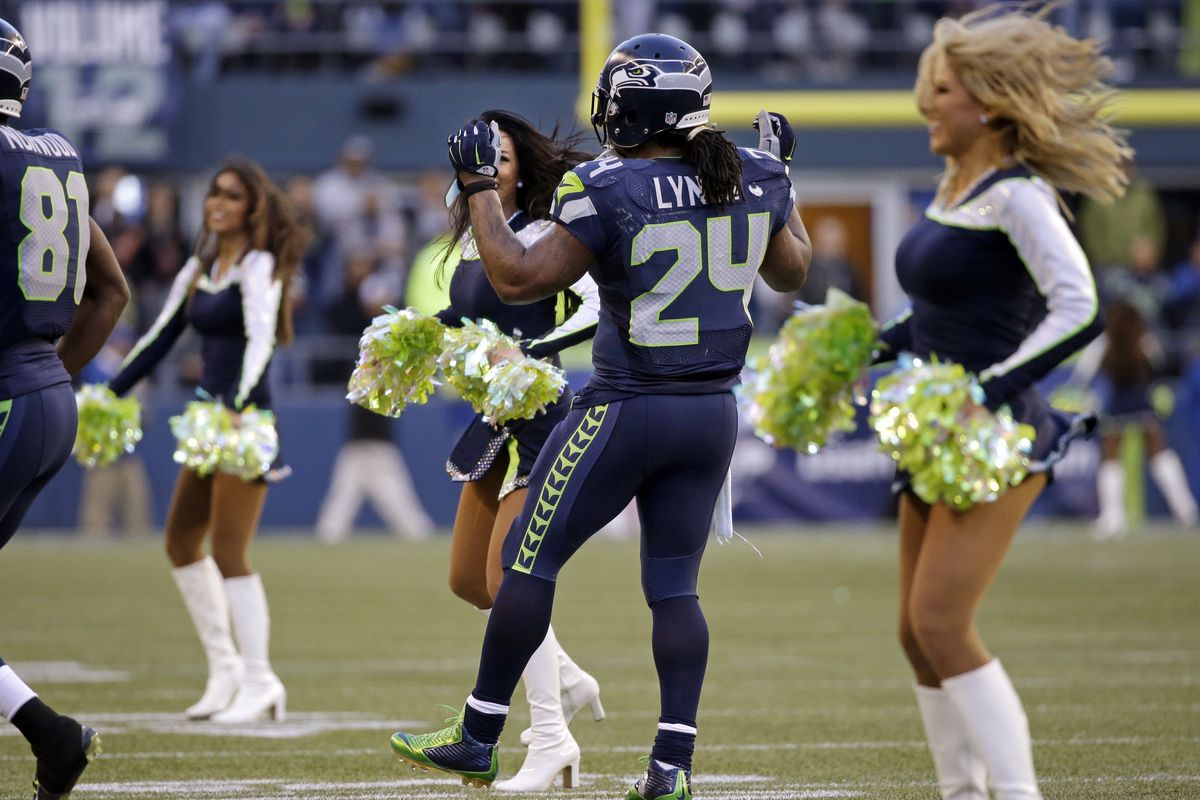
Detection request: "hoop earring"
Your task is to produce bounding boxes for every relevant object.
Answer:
[979,114,990,126]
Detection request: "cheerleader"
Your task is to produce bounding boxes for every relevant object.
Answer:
[435,110,603,791]
[875,7,1126,798]
[110,158,310,723]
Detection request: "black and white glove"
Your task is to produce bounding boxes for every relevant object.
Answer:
[448,120,502,179]
[753,110,795,165]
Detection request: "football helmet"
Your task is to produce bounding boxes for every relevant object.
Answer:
[590,33,712,149]
[0,18,31,118]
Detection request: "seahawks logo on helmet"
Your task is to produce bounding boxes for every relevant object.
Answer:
[608,59,710,98]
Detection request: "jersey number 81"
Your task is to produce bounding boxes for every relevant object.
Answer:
[17,166,90,305]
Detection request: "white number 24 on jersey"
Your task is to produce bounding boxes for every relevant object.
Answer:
[17,166,90,304]
[629,212,770,347]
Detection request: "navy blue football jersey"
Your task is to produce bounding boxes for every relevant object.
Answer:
[549,148,794,404]
[0,126,89,399]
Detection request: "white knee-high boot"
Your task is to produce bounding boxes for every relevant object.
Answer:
[914,685,988,800]
[1094,460,1127,539]
[211,574,286,723]
[495,625,580,791]
[942,660,1042,800]
[558,640,605,725]
[171,557,243,720]
[518,629,604,746]
[1149,450,1199,526]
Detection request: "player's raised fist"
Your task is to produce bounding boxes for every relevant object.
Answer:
[447,120,502,179]
[753,110,796,165]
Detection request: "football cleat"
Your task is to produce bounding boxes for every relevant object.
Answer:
[626,759,693,800]
[390,710,498,787]
[31,720,101,800]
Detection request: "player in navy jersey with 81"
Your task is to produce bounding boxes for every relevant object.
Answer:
[0,17,131,799]
[109,158,310,724]
[873,7,1127,799]
[390,33,811,799]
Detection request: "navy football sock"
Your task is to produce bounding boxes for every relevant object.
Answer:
[651,596,708,727]
[462,696,507,745]
[651,723,698,773]
[472,570,556,710]
[11,697,57,749]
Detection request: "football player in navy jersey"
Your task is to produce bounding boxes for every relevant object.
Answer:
[390,34,810,799]
[0,17,130,799]
[109,158,310,724]
[436,109,604,792]
[872,8,1128,799]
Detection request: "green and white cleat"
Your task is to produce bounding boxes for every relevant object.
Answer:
[390,710,498,788]
[626,759,692,800]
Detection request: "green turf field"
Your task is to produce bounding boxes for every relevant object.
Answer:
[1,525,1197,799]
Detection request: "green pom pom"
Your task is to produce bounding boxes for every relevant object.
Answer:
[219,406,279,481]
[739,288,879,452]
[169,401,234,477]
[869,355,1036,510]
[440,319,566,425]
[347,306,445,417]
[74,384,143,468]
[482,356,567,426]
[439,318,499,406]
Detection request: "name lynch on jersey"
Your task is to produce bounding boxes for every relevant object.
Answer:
[0,127,80,159]
[651,175,745,210]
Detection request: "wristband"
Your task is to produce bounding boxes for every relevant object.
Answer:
[461,179,498,197]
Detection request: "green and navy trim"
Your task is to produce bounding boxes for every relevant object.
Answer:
[511,404,608,575]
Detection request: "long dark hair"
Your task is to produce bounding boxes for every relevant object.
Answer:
[1100,299,1152,386]
[194,157,312,345]
[619,125,743,208]
[440,110,592,283]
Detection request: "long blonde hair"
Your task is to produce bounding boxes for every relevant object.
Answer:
[916,3,1132,205]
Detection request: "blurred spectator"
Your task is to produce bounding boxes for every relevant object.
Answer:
[315,250,434,543]
[311,135,407,312]
[799,216,862,305]
[1077,160,1167,279]
[751,215,861,332]
[1164,231,1200,344]
[814,0,871,81]
[77,292,154,539]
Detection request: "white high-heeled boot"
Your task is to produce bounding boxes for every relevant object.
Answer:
[211,574,286,723]
[915,684,988,799]
[520,628,604,746]
[942,659,1043,800]
[1093,460,1127,540]
[172,558,243,720]
[1149,450,1199,526]
[495,625,580,791]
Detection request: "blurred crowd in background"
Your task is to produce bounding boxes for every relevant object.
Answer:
[1,0,1190,83]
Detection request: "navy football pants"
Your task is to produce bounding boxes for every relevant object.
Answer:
[0,383,77,550]
[476,393,736,724]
